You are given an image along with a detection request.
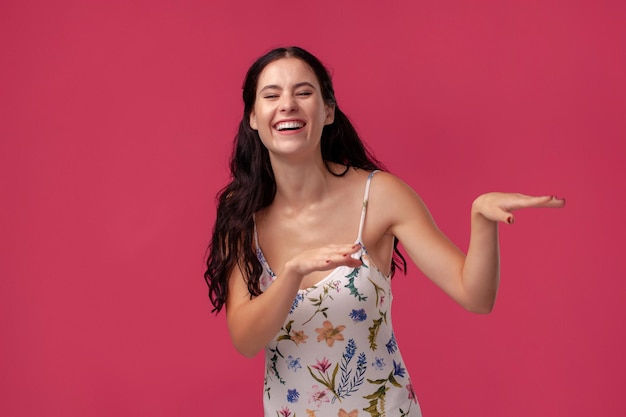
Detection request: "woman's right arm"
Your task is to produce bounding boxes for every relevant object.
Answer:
[225,243,363,357]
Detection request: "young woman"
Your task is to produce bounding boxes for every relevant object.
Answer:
[205,46,565,417]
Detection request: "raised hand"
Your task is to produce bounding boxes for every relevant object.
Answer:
[472,192,566,224]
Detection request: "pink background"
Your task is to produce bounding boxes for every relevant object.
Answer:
[2,1,624,416]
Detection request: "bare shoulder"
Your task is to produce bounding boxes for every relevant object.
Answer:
[369,171,425,207]
[368,171,434,232]
[370,170,414,192]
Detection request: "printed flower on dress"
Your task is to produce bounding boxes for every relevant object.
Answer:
[393,360,406,378]
[385,332,398,354]
[406,379,417,403]
[311,357,332,373]
[315,320,346,347]
[336,340,367,401]
[307,385,331,407]
[338,409,359,417]
[349,308,367,323]
[372,357,386,370]
[308,358,341,402]
[290,293,305,314]
[276,320,309,346]
[286,355,302,372]
[287,388,300,403]
[278,406,292,417]
[260,272,273,291]
[292,329,309,345]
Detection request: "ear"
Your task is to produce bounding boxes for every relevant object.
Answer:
[324,104,336,125]
[249,111,258,130]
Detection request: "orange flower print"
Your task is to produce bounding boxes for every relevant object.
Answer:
[338,409,359,417]
[292,329,309,345]
[305,410,317,417]
[315,320,346,347]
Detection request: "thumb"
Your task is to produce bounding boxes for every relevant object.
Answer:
[499,208,514,224]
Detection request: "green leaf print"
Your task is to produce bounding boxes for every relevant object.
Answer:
[302,280,339,325]
[368,317,382,351]
[362,384,388,417]
[263,374,271,399]
[367,310,388,351]
[345,264,369,301]
[362,371,403,417]
[368,277,386,308]
[267,349,286,385]
[388,372,403,388]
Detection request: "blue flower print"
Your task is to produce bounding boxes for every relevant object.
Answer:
[289,293,305,314]
[287,388,299,403]
[372,357,386,370]
[393,360,406,378]
[286,355,302,372]
[343,339,357,362]
[386,332,398,354]
[349,308,367,323]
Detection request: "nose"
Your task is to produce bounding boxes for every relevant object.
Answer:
[279,94,298,112]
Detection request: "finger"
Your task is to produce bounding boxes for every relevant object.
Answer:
[323,252,362,269]
[544,196,566,208]
[508,195,566,211]
[338,243,363,262]
[523,195,566,209]
[320,243,361,261]
[489,206,515,224]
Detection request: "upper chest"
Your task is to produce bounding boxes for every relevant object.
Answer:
[256,192,363,265]
[254,170,394,288]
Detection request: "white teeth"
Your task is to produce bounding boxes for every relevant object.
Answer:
[275,121,304,131]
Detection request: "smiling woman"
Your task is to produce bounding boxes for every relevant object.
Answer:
[203,46,564,417]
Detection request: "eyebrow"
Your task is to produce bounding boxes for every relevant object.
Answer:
[259,82,317,93]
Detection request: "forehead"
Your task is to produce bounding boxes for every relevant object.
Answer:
[256,58,320,91]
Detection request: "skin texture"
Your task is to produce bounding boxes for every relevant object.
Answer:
[225,58,566,358]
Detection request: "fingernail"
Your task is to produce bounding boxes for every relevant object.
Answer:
[506,216,514,224]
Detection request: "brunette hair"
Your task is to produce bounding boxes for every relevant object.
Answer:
[204,46,405,313]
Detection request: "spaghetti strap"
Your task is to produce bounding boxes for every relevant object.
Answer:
[356,170,379,243]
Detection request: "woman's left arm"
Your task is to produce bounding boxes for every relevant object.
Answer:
[380,174,565,313]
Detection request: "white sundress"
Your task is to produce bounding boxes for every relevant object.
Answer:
[255,171,422,417]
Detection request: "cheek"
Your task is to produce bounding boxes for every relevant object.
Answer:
[251,105,274,129]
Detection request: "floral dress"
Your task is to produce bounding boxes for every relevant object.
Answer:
[256,171,422,417]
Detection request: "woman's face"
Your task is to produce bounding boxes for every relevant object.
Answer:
[249,57,335,161]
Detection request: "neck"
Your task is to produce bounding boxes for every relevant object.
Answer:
[269,155,338,210]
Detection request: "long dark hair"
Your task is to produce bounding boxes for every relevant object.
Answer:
[205,46,406,313]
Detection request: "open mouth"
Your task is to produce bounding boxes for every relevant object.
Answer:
[275,120,305,131]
